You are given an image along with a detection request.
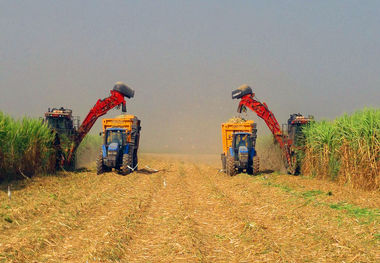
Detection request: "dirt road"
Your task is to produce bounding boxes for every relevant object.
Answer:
[0,154,379,262]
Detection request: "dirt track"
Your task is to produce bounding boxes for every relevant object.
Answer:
[0,154,379,262]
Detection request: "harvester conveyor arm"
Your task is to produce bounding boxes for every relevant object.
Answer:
[66,83,134,165]
[238,96,284,147]
[232,85,293,168]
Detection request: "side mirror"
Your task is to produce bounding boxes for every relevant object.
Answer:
[99,132,103,136]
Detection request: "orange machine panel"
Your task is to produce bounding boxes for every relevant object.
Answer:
[102,115,141,142]
[221,121,255,154]
[102,115,137,132]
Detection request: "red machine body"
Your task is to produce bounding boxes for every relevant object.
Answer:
[238,95,285,147]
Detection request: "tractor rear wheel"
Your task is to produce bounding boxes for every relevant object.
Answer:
[121,153,133,175]
[221,154,226,171]
[133,149,138,171]
[226,155,236,176]
[252,156,260,175]
[96,152,105,175]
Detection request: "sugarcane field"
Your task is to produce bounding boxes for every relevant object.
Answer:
[1,2,379,263]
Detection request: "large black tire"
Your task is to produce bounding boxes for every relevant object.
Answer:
[121,153,133,175]
[247,165,253,175]
[221,153,226,170]
[252,156,260,175]
[287,154,299,175]
[133,149,138,171]
[226,155,236,176]
[67,152,76,171]
[96,151,105,175]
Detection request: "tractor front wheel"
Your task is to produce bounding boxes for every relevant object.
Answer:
[287,154,299,175]
[121,153,133,175]
[226,155,236,176]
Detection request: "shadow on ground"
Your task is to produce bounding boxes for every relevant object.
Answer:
[136,168,159,175]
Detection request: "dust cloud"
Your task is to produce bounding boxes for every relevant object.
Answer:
[1,2,379,155]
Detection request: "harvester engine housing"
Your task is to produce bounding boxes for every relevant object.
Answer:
[44,107,79,136]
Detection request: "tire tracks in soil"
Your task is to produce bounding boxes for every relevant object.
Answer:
[2,160,166,263]
[199,163,379,262]
[43,172,161,262]
[1,156,378,263]
[122,160,209,262]
[3,173,146,262]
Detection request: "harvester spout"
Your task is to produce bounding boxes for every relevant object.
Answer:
[232,84,253,99]
[113,82,135,99]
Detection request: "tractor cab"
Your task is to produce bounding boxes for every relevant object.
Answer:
[231,132,256,165]
[105,128,126,146]
[102,128,129,168]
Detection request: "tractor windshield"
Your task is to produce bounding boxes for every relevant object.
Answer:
[106,130,125,145]
[234,134,251,148]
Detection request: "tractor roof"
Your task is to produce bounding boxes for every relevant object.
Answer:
[234,132,251,135]
[106,128,127,131]
[45,107,72,118]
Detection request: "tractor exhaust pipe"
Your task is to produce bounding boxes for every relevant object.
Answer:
[232,84,253,99]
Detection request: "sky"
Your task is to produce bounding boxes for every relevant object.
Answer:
[1,1,379,153]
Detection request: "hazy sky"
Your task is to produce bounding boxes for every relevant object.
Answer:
[1,1,379,153]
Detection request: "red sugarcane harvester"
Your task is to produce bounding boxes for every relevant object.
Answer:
[232,84,314,174]
[44,82,134,169]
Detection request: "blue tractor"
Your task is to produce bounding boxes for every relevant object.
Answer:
[97,117,141,175]
[224,132,260,176]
